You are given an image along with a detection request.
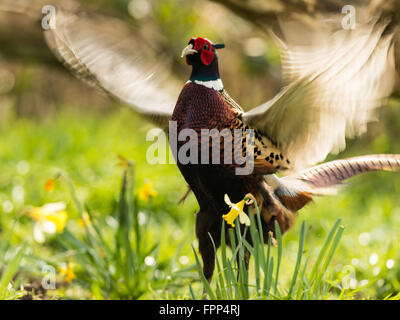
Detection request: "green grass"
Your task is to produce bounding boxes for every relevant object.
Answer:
[194,205,346,300]
[48,165,194,299]
[0,239,26,300]
[0,107,399,299]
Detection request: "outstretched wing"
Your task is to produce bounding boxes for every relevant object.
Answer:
[244,15,396,171]
[43,9,181,130]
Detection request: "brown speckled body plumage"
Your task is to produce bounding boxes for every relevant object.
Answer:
[171,82,291,280]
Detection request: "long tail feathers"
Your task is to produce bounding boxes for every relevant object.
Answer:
[294,154,400,188]
[269,154,400,211]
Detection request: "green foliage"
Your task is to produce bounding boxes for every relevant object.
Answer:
[0,109,399,299]
[56,166,150,298]
[51,165,195,299]
[193,202,345,300]
[0,226,26,300]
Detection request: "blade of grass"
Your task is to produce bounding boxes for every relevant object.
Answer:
[310,219,341,282]
[191,244,216,300]
[320,226,344,276]
[311,220,343,296]
[264,256,274,298]
[288,221,306,298]
[189,284,197,300]
[248,209,261,293]
[0,243,26,299]
[208,232,227,299]
[220,222,233,300]
[296,246,313,300]
[273,220,282,295]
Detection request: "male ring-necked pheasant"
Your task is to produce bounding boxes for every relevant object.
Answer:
[45,11,399,283]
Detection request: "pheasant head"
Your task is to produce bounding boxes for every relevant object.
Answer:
[181,37,225,82]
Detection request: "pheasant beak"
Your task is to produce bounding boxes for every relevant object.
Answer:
[181,44,198,58]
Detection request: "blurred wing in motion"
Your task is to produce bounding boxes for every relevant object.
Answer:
[244,15,396,171]
[44,10,180,130]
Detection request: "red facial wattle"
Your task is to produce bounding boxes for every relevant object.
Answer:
[193,37,215,66]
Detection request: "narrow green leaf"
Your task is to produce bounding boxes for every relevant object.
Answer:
[0,244,26,299]
[288,221,306,298]
[310,219,341,281]
[273,220,282,295]
[191,244,216,300]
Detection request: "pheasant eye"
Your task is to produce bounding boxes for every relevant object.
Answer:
[203,44,208,50]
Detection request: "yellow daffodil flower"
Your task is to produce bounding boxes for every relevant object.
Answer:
[78,211,92,228]
[116,154,133,168]
[138,179,157,202]
[29,202,68,242]
[222,193,255,227]
[59,262,75,283]
[46,211,68,233]
[44,178,55,192]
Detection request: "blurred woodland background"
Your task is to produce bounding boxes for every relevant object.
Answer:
[0,0,400,300]
[1,0,400,118]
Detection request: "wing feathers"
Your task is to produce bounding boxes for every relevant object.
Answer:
[44,10,179,130]
[244,15,396,170]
